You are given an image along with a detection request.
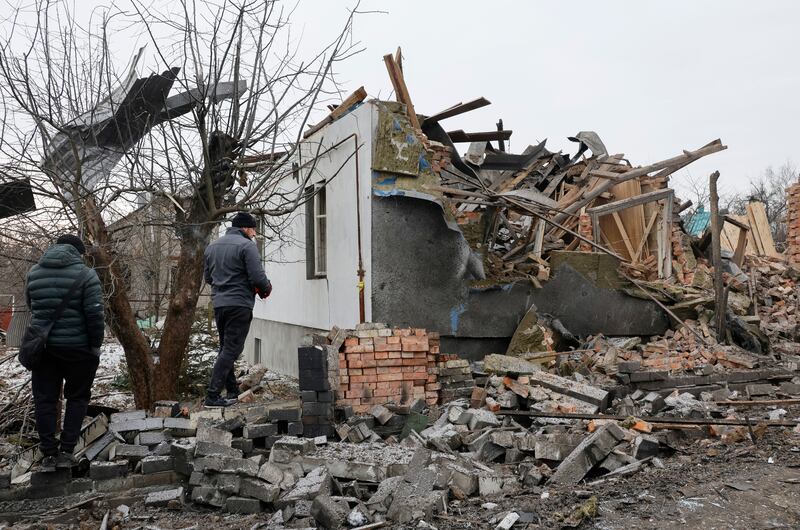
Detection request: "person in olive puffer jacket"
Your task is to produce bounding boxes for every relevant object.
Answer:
[25,234,104,472]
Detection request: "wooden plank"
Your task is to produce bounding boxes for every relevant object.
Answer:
[746,201,779,258]
[304,86,368,138]
[532,220,545,259]
[611,211,637,259]
[588,169,622,181]
[586,189,674,216]
[447,129,513,143]
[383,54,420,129]
[633,210,659,263]
[422,97,491,124]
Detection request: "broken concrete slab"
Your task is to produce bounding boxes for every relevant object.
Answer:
[303,442,413,482]
[144,486,184,507]
[240,477,280,503]
[311,495,349,529]
[526,370,609,411]
[483,354,541,375]
[549,422,626,485]
[277,466,332,507]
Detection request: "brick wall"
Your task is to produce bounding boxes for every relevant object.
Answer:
[335,324,440,413]
[788,183,800,264]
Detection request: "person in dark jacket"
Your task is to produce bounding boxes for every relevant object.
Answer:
[204,212,271,407]
[25,234,104,471]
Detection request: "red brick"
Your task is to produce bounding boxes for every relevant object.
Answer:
[401,358,419,366]
[349,368,363,376]
[344,337,359,347]
[362,357,377,368]
[377,358,402,367]
[374,343,402,352]
[378,373,404,382]
[362,368,377,376]
[374,352,388,360]
[413,328,427,337]
[348,359,363,369]
[388,351,402,359]
[359,337,373,346]
[374,337,387,345]
[396,328,412,337]
[387,336,401,344]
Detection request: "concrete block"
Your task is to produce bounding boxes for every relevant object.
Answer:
[370,405,394,425]
[496,512,520,530]
[311,495,349,529]
[110,444,150,461]
[109,419,148,433]
[468,409,501,430]
[243,423,278,439]
[618,360,641,374]
[232,438,254,454]
[269,436,316,464]
[287,422,304,436]
[145,486,183,507]
[140,456,174,474]
[135,431,169,446]
[163,417,196,437]
[526,370,609,411]
[78,430,118,462]
[194,456,259,477]
[110,410,146,423]
[746,383,775,398]
[386,490,447,524]
[191,486,227,507]
[258,462,286,485]
[278,466,331,506]
[302,402,333,417]
[217,474,242,494]
[633,434,660,460]
[0,471,10,489]
[90,460,129,480]
[531,434,585,461]
[195,441,243,458]
[30,468,71,487]
[142,418,164,431]
[226,496,262,514]
[268,408,302,422]
[549,422,626,485]
[197,424,233,447]
[240,477,279,503]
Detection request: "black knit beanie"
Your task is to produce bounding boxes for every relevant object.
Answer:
[231,212,257,228]
[56,234,86,255]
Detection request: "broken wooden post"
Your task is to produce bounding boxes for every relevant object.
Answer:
[709,170,725,342]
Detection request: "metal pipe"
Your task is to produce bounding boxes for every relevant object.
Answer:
[353,133,366,323]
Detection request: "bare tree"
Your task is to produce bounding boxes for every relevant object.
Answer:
[0,0,362,408]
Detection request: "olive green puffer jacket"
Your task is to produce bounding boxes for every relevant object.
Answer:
[25,244,105,353]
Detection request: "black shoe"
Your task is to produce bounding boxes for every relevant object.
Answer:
[55,452,78,469]
[39,455,57,473]
[204,396,237,407]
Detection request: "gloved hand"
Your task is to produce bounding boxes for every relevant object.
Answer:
[256,282,273,299]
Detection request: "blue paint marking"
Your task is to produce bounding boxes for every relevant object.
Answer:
[392,118,402,131]
[450,303,467,334]
[373,189,405,197]
[406,132,417,144]
[418,154,431,172]
[375,176,397,187]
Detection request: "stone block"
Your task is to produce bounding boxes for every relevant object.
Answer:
[141,456,174,474]
[145,486,183,507]
[191,486,227,507]
[277,466,331,506]
[110,410,147,423]
[269,408,302,422]
[468,409,501,430]
[549,422,626,485]
[217,474,242,494]
[243,423,279,439]
[633,434,660,460]
[163,417,196,437]
[90,460,129,480]
[232,438,254,454]
[135,431,169,446]
[226,496,262,514]
[109,419,148,433]
[240,477,279,503]
[197,424,233,447]
[110,444,150,461]
[311,495,349,529]
[269,436,316,464]
[195,441,243,459]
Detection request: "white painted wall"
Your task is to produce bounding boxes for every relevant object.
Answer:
[245,101,376,371]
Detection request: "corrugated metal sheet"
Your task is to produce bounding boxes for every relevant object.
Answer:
[5,308,31,348]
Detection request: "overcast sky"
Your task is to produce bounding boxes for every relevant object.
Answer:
[10,0,799,201]
[291,0,800,200]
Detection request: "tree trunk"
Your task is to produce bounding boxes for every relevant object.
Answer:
[152,223,214,400]
[81,198,155,409]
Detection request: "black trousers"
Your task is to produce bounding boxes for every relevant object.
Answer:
[32,352,99,456]
[208,306,253,399]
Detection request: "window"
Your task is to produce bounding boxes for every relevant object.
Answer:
[253,337,262,365]
[305,184,327,278]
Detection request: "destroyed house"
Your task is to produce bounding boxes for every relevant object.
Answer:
[247,84,728,376]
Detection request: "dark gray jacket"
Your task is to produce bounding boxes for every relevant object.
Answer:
[26,244,105,353]
[204,227,270,309]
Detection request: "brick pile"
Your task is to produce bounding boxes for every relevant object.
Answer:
[577,213,594,252]
[787,182,800,264]
[298,347,335,439]
[432,355,474,402]
[336,323,440,413]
